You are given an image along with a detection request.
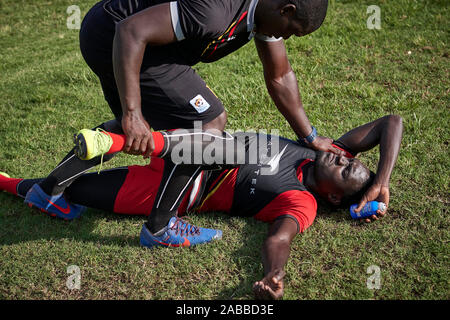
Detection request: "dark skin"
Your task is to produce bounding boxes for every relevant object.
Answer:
[113,3,175,158]
[112,0,343,158]
[253,115,403,299]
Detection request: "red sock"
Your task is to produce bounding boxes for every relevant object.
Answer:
[0,175,22,196]
[104,132,126,154]
[104,131,165,157]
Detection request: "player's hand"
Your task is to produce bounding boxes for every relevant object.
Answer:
[309,136,345,156]
[253,269,285,300]
[354,183,390,223]
[121,111,155,158]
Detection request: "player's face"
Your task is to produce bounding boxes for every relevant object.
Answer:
[257,8,306,40]
[314,151,371,199]
[282,17,306,39]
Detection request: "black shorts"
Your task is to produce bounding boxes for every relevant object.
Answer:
[79,1,224,130]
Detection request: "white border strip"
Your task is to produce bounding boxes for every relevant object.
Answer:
[170,1,185,41]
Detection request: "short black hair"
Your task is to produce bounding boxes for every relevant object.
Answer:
[339,170,376,208]
[289,0,329,34]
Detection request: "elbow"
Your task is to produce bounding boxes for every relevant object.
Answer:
[115,19,128,36]
[115,18,142,43]
[114,20,130,45]
[387,114,403,132]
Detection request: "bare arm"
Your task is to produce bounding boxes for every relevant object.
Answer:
[113,3,177,157]
[336,115,404,218]
[255,39,343,156]
[253,217,298,300]
[336,115,403,187]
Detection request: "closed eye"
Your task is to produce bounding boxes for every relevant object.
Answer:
[342,160,353,179]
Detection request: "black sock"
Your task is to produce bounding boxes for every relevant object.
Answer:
[38,149,116,195]
[64,168,128,211]
[147,162,202,234]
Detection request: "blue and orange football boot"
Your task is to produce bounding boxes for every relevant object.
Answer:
[24,184,85,220]
[140,216,222,248]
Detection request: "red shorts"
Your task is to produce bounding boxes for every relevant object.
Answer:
[113,158,165,215]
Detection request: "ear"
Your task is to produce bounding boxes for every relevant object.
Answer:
[327,193,342,206]
[280,4,297,17]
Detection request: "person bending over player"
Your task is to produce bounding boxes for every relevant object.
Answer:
[23,0,346,243]
[0,115,403,299]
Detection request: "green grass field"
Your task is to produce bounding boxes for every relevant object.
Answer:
[0,0,448,300]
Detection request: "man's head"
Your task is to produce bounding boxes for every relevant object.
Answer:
[255,0,329,39]
[312,151,375,206]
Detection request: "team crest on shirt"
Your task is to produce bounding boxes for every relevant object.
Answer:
[190,94,211,113]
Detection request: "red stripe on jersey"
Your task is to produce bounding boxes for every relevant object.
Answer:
[296,158,314,182]
[207,169,229,193]
[196,168,238,213]
[332,144,354,158]
[229,11,248,37]
[207,11,248,58]
[254,190,317,233]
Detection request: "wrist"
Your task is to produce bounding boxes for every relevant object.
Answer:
[373,177,390,188]
[123,108,144,119]
[124,108,139,113]
[122,100,142,113]
[297,126,317,146]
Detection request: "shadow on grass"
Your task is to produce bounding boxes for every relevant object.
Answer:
[0,191,355,299]
[194,213,269,299]
[211,202,360,299]
[0,192,270,298]
[315,198,358,223]
[0,192,144,248]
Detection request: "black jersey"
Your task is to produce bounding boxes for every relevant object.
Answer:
[189,133,319,233]
[102,0,280,65]
[230,132,317,216]
[175,0,254,63]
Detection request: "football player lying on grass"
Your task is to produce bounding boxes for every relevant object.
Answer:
[0,115,403,299]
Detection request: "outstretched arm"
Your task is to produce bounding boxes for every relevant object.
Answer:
[336,115,404,220]
[253,217,298,300]
[255,39,344,156]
